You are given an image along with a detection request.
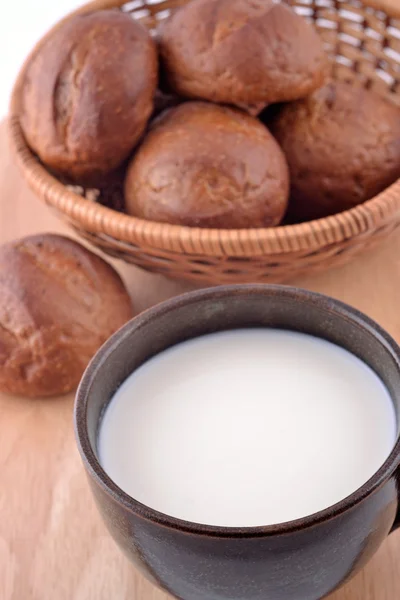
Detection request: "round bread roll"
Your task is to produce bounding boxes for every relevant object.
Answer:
[158,0,327,107]
[21,10,158,184]
[124,102,290,228]
[269,81,400,221]
[0,234,133,398]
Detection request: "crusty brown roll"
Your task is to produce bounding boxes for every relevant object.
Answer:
[269,81,400,222]
[0,234,133,398]
[158,0,327,108]
[124,102,289,228]
[20,10,158,184]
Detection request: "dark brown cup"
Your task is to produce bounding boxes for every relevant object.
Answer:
[74,285,400,600]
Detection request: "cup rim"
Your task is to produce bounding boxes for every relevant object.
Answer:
[74,284,400,538]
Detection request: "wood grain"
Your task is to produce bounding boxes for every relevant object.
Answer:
[1,104,400,600]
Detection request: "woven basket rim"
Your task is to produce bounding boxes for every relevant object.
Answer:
[8,0,400,258]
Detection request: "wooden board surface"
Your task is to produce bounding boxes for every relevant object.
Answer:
[1,107,400,600]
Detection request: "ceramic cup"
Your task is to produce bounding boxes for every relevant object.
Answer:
[74,285,400,600]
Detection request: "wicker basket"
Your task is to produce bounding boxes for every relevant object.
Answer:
[8,0,400,284]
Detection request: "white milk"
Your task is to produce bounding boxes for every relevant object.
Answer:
[98,329,397,527]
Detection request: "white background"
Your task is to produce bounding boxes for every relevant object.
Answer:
[0,0,82,118]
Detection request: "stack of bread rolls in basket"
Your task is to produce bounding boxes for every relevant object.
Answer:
[20,0,400,226]
[2,0,400,399]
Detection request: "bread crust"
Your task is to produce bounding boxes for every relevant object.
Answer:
[125,101,289,228]
[0,234,133,398]
[21,10,158,184]
[159,0,327,107]
[269,81,400,221]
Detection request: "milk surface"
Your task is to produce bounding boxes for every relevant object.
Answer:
[99,329,397,527]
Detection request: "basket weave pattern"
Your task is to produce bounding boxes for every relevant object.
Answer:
[9,0,400,283]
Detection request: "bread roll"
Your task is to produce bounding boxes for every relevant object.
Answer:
[158,0,327,107]
[125,102,289,228]
[21,10,158,184]
[269,81,400,221]
[0,234,133,398]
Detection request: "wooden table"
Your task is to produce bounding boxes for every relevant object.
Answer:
[1,116,400,600]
